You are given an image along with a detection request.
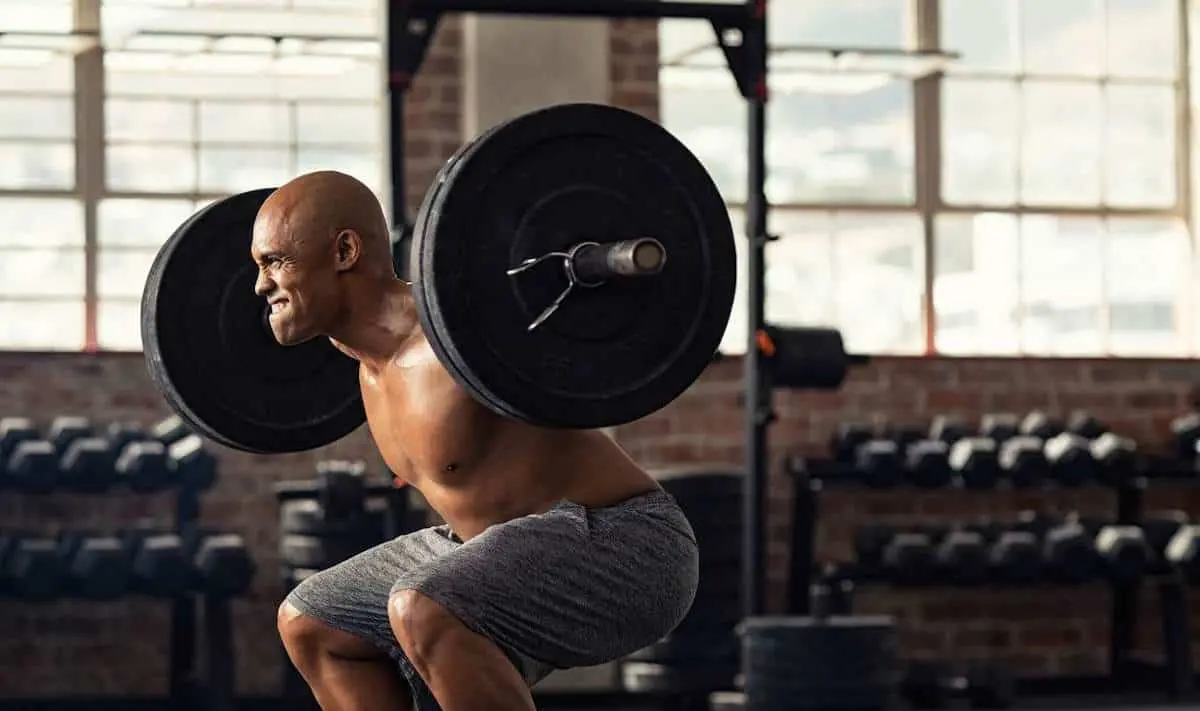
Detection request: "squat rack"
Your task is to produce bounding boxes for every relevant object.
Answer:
[385,0,773,619]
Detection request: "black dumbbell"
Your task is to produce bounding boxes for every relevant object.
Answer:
[190,533,256,597]
[57,530,132,601]
[0,418,39,483]
[1170,412,1200,462]
[830,423,874,464]
[59,436,121,494]
[883,531,937,586]
[949,438,1000,490]
[934,528,989,586]
[929,415,970,446]
[1142,511,1190,574]
[1164,525,1200,582]
[1019,411,1063,440]
[988,528,1042,585]
[855,439,905,488]
[998,436,1048,488]
[906,440,952,489]
[151,414,192,446]
[167,435,218,491]
[1090,433,1138,487]
[1066,410,1107,440]
[47,416,93,456]
[107,422,173,493]
[902,661,1016,710]
[1044,433,1098,487]
[121,527,193,597]
[1,532,65,601]
[1039,518,1097,584]
[1088,521,1150,583]
[317,460,369,519]
[7,440,60,494]
[980,413,1020,444]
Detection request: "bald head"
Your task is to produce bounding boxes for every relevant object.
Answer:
[256,171,391,270]
[250,171,396,346]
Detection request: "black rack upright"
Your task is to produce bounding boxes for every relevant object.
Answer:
[386,0,772,619]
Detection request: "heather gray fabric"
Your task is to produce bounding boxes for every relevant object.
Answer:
[286,489,698,710]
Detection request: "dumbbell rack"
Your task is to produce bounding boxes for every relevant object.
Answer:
[0,416,216,708]
[784,454,1193,698]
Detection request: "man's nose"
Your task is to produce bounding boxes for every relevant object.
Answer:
[254,269,274,297]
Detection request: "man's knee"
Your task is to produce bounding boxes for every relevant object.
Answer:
[389,589,461,669]
[278,600,381,666]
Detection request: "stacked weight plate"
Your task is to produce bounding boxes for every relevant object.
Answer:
[622,466,742,694]
[737,616,898,711]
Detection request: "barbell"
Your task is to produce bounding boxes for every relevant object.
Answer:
[141,103,738,453]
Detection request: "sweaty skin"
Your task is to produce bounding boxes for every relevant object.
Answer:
[255,171,661,711]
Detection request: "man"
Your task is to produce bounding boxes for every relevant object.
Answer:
[260,170,700,711]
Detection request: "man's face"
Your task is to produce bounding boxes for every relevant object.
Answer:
[250,207,339,346]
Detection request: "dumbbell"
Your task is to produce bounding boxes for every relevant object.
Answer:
[1170,412,1200,462]
[986,526,1042,585]
[163,434,218,492]
[933,527,989,587]
[6,434,60,495]
[906,440,952,489]
[902,661,1016,710]
[57,530,132,600]
[1089,432,1138,487]
[1141,511,1200,581]
[151,414,192,445]
[187,531,256,597]
[979,413,1020,444]
[1019,411,1063,440]
[949,438,1000,490]
[0,531,65,601]
[121,526,194,598]
[1080,519,1150,583]
[108,422,174,493]
[1066,410,1107,440]
[1044,432,1099,487]
[829,423,875,465]
[0,417,39,481]
[853,525,937,586]
[1036,517,1098,585]
[998,437,1048,488]
[316,460,369,519]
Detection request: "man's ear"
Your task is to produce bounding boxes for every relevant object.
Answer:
[334,229,362,272]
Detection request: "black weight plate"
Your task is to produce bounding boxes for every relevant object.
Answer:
[412,103,736,429]
[141,189,366,454]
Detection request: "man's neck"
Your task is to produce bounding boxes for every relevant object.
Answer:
[327,277,418,368]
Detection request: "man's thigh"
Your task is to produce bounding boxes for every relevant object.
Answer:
[286,525,460,654]
[392,490,700,683]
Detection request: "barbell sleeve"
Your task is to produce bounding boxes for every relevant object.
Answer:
[570,238,667,284]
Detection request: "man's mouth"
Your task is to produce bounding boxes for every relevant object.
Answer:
[269,299,289,315]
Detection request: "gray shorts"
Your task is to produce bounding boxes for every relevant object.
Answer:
[285,489,698,709]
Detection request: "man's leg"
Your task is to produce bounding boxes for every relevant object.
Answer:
[280,525,462,711]
[381,494,698,711]
[279,601,413,711]
[389,590,536,711]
